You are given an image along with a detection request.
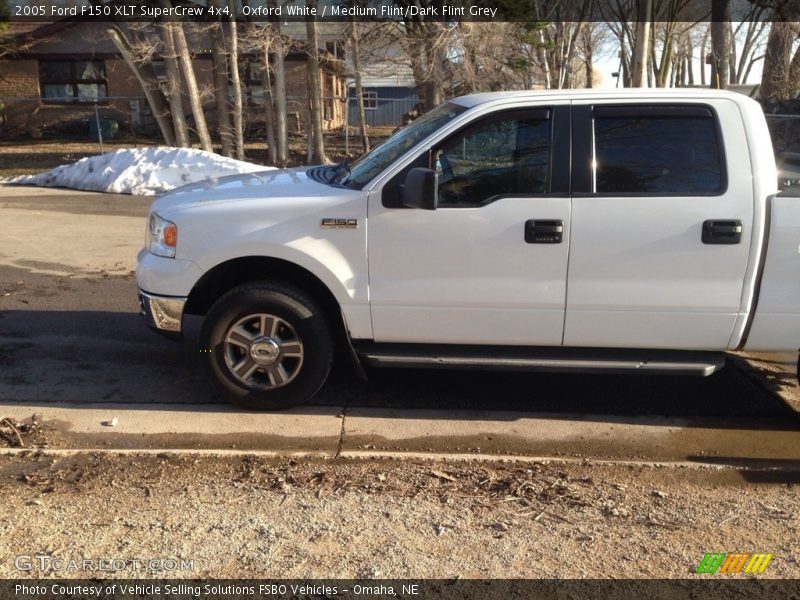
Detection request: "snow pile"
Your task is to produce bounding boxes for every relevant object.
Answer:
[5,147,272,196]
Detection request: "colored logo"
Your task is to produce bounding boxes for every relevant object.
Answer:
[696,553,773,574]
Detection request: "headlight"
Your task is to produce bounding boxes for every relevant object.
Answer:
[146,213,178,258]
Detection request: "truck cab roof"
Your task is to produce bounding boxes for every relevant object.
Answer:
[451,88,756,109]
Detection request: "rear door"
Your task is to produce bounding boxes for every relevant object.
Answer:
[564,100,754,350]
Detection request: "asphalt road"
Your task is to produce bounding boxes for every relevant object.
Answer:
[2,185,800,463]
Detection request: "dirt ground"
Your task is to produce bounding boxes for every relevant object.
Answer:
[0,451,798,580]
[0,131,391,178]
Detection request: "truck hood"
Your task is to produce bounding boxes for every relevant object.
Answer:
[148,167,345,216]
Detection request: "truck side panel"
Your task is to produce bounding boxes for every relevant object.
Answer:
[745,193,800,351]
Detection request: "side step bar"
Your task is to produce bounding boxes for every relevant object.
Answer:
[355,344,726,377]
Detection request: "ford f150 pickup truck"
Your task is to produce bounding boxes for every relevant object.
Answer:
[137,89,797,409]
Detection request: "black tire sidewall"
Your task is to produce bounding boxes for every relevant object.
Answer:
[200,284,333,410]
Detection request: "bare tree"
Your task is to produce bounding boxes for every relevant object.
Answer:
[159,22,190,147]
[760,0,800,101]
[649,2,705,88]
[729,4,769,84]
[271,11,289,166]
[349,19,370,153]
[241,23,278,164]
[389,1,451,110]
[577,22,612,87]
[229,0,245,160]
[209,0,234,157]
[700,24,710,85]
[108,26,175,145]
[171,22,214,151]
[305,5,328,164]
[600,0,635,87]
[761,21,800,100]
[710,0,732,87]
[631,0,652,86]
[261,50,278,165]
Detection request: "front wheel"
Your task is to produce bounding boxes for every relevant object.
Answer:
[200,282,333,410]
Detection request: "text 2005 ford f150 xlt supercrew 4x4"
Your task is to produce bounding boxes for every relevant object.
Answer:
[137,89,798,409]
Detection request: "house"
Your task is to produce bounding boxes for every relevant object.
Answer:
[0,20,348,139]
[347,70,420,128]
[346,34,419,128]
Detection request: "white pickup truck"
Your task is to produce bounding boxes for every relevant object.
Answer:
[137,89,798,409]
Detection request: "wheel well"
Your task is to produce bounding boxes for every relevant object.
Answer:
[185,256,345,334]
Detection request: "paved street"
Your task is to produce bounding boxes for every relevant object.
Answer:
[1,184,800,464]
[3,184,800,582]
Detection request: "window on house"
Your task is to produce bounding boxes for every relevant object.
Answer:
[151,60,168,81]
[363,91,377,110]
[233,61,265,106]
[40,60,108,103]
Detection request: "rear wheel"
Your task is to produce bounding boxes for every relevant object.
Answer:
[200,282,333,410]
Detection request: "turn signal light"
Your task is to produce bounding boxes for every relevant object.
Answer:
[163,224,178,247]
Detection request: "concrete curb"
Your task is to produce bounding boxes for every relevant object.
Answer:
[2,446,800,474]
[3,401,800,466]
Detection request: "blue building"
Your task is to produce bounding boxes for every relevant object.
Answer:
[345,40,419,128]
[347,84,419,127]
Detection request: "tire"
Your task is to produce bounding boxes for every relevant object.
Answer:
[199,282,333,410]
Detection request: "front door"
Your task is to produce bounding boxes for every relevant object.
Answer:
[368,106,572,346]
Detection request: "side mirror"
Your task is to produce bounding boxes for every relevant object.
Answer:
[402,167,438,210]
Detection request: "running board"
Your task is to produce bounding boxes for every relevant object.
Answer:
[355,344,726,377]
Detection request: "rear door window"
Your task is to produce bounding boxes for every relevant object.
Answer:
[593,106,725,195]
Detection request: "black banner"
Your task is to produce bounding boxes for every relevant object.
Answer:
[3,579,800,600]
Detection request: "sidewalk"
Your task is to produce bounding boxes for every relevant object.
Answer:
[3,400,800,466]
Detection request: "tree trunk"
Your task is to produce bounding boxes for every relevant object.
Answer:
[790,45,800,97]
[160,22,190,147]
[539,28,552,89]
[272,32,289,166]
[710,0,731,88]
[209,10,234,157]
[406,19,439,111]
[228,0,245,160]
[700,26,709,86]
[170,19,214,152]
[427,24,445,103]
[762,20,796,100]
[305,8,327,164]
[349,20,370,153]
[631,0,652,87]
[262,47,277,165]
[727,21,738,83]
[108,26,175,146]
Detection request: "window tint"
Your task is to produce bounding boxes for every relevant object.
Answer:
[338,101,467,188]
[435,113,550,206]
[594,110,723,194]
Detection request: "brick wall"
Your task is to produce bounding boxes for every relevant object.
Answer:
[0,57,148,137]
[0,53,346,139]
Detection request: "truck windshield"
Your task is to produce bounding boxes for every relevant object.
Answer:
[335,102,468,188]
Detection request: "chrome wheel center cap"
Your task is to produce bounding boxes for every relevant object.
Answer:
[249,336,280,366]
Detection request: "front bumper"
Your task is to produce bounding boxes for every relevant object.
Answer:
[138,289,188,336]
